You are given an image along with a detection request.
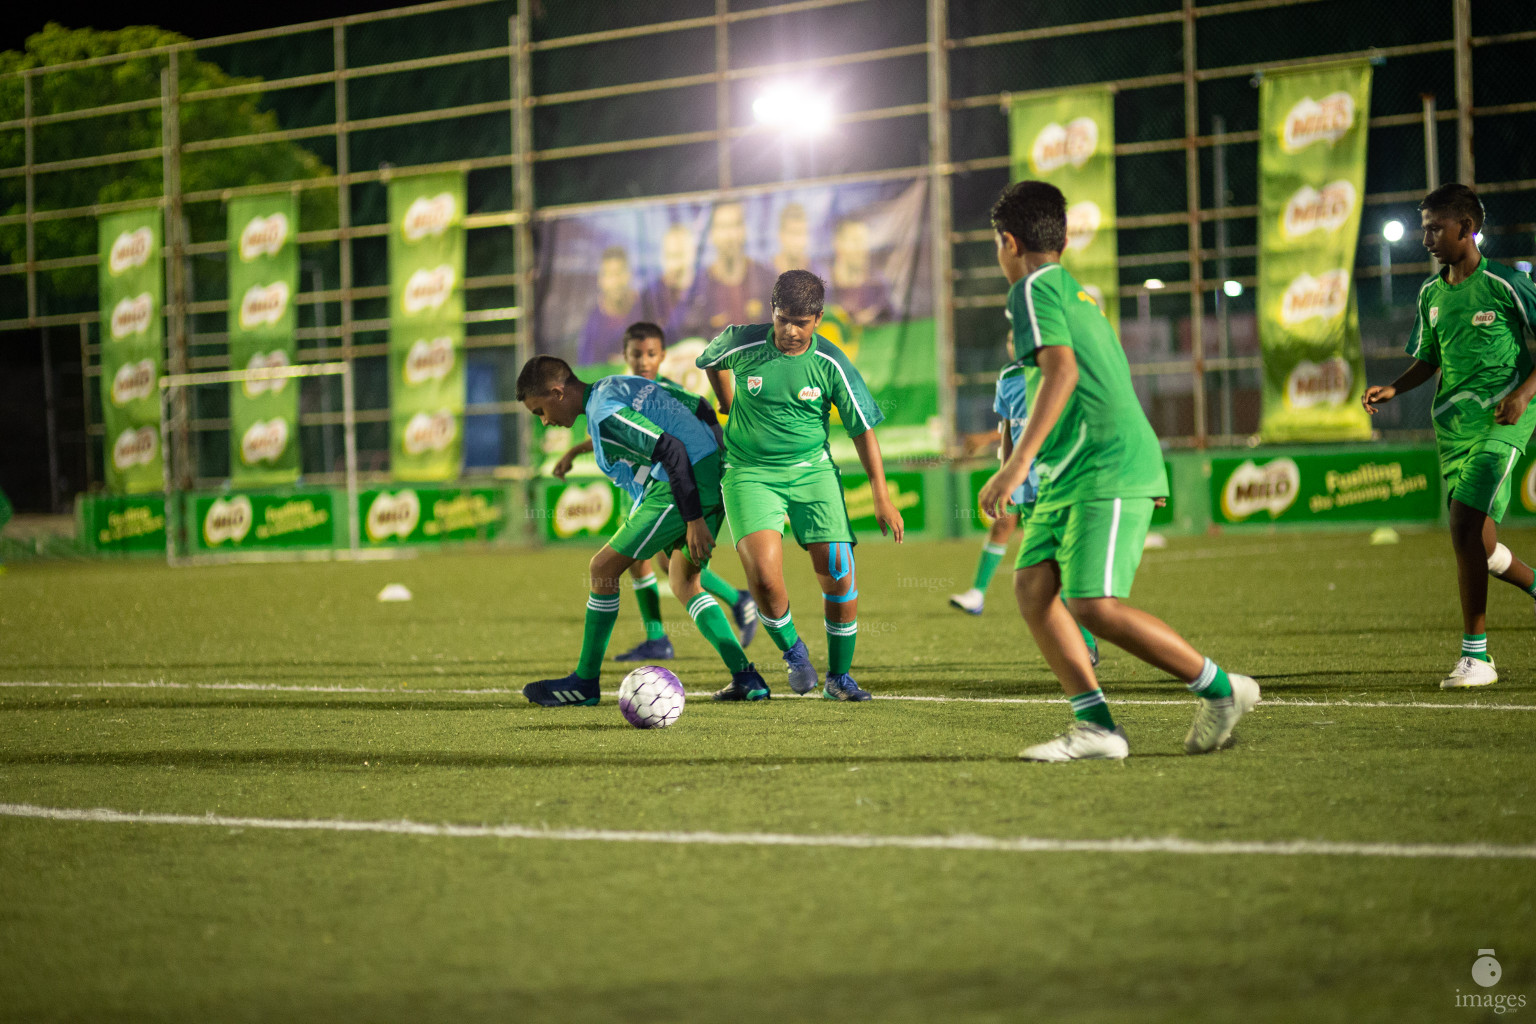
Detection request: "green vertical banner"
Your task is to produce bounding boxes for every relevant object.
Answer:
[388,172,466,481]
[1009,87,1119,330]
[228,194,301,486]
[1258,62,1373,442]
[97,210,164,494]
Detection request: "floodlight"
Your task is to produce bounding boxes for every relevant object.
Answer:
[752,85,833,135]
[1223,280,1243,298]
[1143,278,1166,290]
[1382,220,1404,243]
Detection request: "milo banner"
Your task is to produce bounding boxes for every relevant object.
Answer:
[1211,449,1438,525]
[388,172,466,480]
[534,178,940,460]
[361,487,508,545]
[1258,62,1373,442]
[1008,87,1119,330]
[191,491,336,552]
[228,194,300,486]
[535,478,623,542]
[97,210,164,493]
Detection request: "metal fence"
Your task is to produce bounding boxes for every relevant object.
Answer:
[1,0,1532,498]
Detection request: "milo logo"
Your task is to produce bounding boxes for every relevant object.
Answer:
[203,496,253,546]
[110,359,156,406]
[240,418,289,465]
[797,386,822,401]
[366,490,421,542]
[239,281,290,330]
[404,336,455,386]
[242,350,291,398]
[402,410,457,455]
[1522,461,1536,514]
[1281,91,1355,152]
[1280,270,1349,325]
[553,482,614,538]
[1285,357,1352,410]
[238,213,289,261]
[402,193,457,241]
[108,228,153,275]
[1282,180,1356,238]
[402,265,456,314]
[1222,458,1300,521]
[1065,200,1103,252]
[1029,117,1097,174]
[110,293,154,340]
[112,426,158,470]
[1472,310,1497,327]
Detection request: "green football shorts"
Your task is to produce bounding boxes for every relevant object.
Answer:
[608,454,725,561]
[1444,437,1523,521]
[721,462,854,548]
[1016,497,1154,599]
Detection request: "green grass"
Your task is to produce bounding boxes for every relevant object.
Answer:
[2,529,1534,1022]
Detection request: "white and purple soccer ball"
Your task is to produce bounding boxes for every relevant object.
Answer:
[617,665,685,729]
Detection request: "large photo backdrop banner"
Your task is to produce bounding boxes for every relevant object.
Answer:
[1008,86,1120,331]
[227,194,300,487]
[534,178,939,465]
[388,171,467,481]
[1258,61,1373,442]
[97,209,164,494]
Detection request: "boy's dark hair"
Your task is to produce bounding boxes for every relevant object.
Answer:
[1420,182,1484,232]
[991,180,1068,253]
[623,321,665,348]
[771,269,825,317]
[515,355,579,401]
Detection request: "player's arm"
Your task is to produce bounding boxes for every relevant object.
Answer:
[694,397,725,450]
[552,438,594,480]
[851,429,903,543]
[999,420,1013,462]
[827,354,899,540]
[1494,270,1536,425]
[604,410,714,565]
[1362,359,1438,414]
[705,369,734,414]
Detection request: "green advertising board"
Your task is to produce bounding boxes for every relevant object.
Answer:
[1257,62,1373,442]
[82,494,166,553]
[1210,449,1440,525]
[190,492,336,552]
[388,172,467,481]
[97,210,165,494]
[228,194,301,487]
[361,487,509,545]
[1009,86,1119,330]
[840,470,927,535]
[960,465,1173,532]
[536,478,623,542]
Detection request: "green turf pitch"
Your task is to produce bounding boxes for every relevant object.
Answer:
[1,529,1533,1022]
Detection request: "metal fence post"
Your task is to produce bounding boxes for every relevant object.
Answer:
[1451,0,1473,185]
[1182,0,1207,448]
[161,55,191,489]
[511,4,537,508]
[715,0,732,190]
[333,24,355,484]
[927,0,957,458]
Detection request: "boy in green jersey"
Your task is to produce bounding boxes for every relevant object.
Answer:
[696,270,905,701]
[978,181,1259,761]
[1363,184,1536,690]
[553,322,760,661]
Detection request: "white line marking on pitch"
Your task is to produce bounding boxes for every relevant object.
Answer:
[1,680,1533,711]
[1,802,1530,860]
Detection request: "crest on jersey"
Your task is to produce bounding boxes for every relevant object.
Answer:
[747,375,762,395]
[1472,310,1496,326]
[1429,306,1439,326]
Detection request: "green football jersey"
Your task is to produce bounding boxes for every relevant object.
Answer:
[1406,258,1536,459]
[696,323,883,467]
[1007,262,1168,511]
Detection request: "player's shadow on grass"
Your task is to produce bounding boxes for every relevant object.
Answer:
[0,698,535,713]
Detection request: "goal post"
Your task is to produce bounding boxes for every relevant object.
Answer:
[157,361,362,566]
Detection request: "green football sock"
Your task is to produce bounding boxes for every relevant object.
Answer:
[575,592,621,679]
[972,542,1007,592]
[1524,579,1536,598]
[631,573,667,641]
[826,618,857,675]
[700,567,741,606]
[1079,622,1098,656]
[1186,657,1233,699]
[1069,689,1116,730]
[686,593,750,673]
[1462,633,1489,663]
[760,607,800,653]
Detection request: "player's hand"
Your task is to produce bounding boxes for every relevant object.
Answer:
[977,472,1016,520]
[875,497,904,543]
[1496,391,1533,426]
[1361,385,1396,414]
[1154,496,1167,508]
[685,518,716,567]
[551,449,578,480]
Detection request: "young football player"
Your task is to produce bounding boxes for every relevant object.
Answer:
[553,322,759,660]
[517,355,767,706]
[697,270,904,701]
[1363,183,1536,689]
[978,181,1258,760]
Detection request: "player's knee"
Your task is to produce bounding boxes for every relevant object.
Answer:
[1488,542,1513,576]
[1066,597,1114,632]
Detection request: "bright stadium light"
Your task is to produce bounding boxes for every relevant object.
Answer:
[1475,231,1485,246]
[1382,219,1405,243]
[1223,279,1243,298]
[1143,278,1166,290]
[752,84,833,135]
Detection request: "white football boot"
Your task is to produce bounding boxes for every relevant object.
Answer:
[948,588,985,615]
[1184,672,1261,754]
[1440,656,1497,689]
[1019,721,1129,762]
